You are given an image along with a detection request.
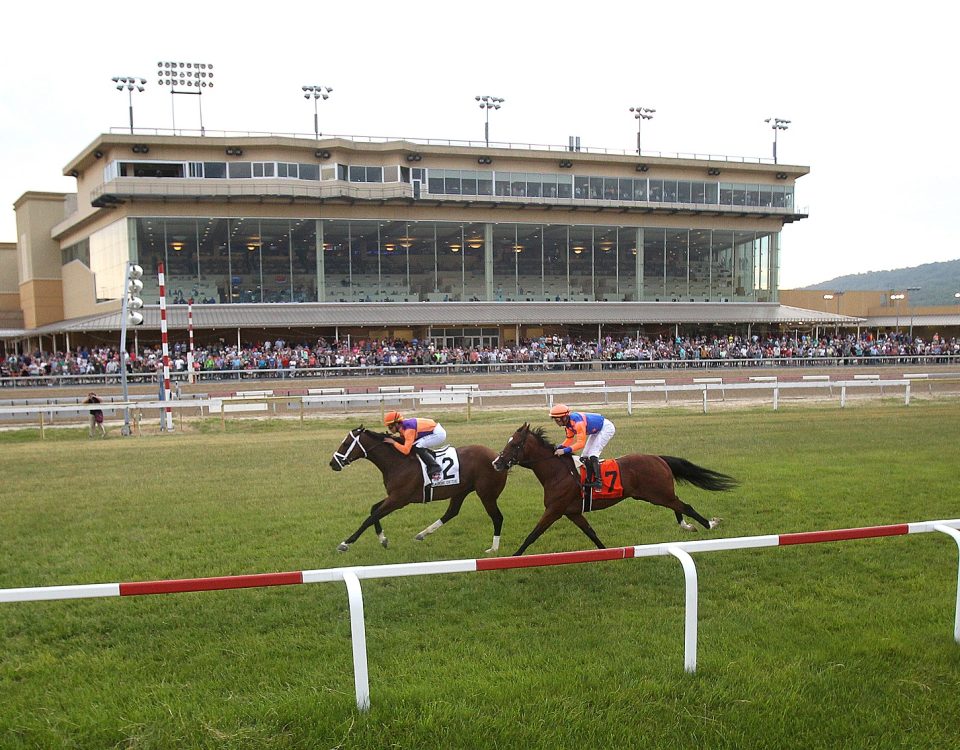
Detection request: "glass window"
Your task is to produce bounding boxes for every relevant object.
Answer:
[619,178,633,200]
[252,162,275,178]
[541,174,557,198]
[692,182,706,204]
[510,174,526,196]
[648,179,663,201]
[365,166,383,182]
[662,180,678,202]
[428,170,444,193]
[633,179,647,201]
[557,174,572,198]
[228,162,252,178]
[298,163,319,180]
[759,185,772,207]
[336,164,348,180]
[745,184,759,206]
[602,177,618,200]
[589,177,603,200]
[678,181,691,203]
[461,172,477,196]
[189,162,203,177]
[574,176,588,199]
[349,165,365,182]
[445,170,462,194]
[203,162,226,178]
[705,182,719,204]
[526,173,541,197]
[477,170,493,195]
[384,165,399,182]
[719,182,733,205]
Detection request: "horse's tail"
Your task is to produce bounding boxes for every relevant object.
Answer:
[659,456,739,492]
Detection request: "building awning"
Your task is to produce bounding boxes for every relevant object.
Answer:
[6,301,863,339]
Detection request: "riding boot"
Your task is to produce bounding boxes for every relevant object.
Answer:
[587,456,602,488]
[415,447,443,484]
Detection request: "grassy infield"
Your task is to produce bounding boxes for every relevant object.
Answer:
[1,398,959,749]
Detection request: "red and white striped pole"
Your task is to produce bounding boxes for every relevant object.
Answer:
[157,263,174,432]
[187,298,195,385]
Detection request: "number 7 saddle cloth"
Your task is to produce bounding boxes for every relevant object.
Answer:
[575,457,625,505]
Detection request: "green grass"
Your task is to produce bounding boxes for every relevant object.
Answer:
[1,401,960,748]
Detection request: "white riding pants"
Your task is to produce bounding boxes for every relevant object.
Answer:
[582,420,615,458]
[414,423,446,450]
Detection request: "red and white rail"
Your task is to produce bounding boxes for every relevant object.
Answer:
[157,262,173,432]
[3,519,960,711]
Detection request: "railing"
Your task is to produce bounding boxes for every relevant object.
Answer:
[3,518,959,711]
[3,355,958,388]
[106,126,779,164]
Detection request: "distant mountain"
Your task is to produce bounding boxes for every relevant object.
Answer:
[801,259,960,306]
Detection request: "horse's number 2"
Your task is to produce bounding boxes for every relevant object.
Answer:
[441,455,456,480]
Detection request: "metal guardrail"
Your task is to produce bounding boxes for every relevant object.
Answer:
[3,355,959,389]
[2,378,955,437]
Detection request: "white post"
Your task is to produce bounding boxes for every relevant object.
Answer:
[934,525,960,644]
[773,386,779,411]
[905,381,911,406]
[667,545,699,673]
[343,571,371,711]
[627,391,632,416]
[840,385,846,408]
[702,387,708,414]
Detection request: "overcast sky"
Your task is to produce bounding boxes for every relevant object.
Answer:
[2,1,957,292]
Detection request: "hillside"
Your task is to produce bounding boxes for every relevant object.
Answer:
[801,258,960,306]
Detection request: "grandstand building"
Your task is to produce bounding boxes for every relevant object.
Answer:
[4,131,841,351]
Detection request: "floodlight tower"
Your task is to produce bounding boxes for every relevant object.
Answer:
[629,106,656,155]
[112,76,147,134]
[302,85,333,139]
[765,117,790,163]
[476,95,504,147]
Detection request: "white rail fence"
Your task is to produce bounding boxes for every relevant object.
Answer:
[2,519,960,711]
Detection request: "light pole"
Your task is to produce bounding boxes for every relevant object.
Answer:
[764,117,790,163]
[302,85,333,139]
[890,293,905,335]
[629,106,655,155]
[823,291,844,335]
[476,95,504,147]
[157,61,214,135]
[113,76,147,134]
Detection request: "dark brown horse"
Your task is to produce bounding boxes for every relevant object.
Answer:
[330,426,507,553]
[492,423,737,555]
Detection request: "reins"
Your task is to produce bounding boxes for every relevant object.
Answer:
[332,428,368,469]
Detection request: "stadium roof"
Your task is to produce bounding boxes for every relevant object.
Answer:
[3,302,861,338]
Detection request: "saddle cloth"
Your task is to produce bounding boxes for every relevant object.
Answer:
[573,457,624,509]
[418,445,460,489]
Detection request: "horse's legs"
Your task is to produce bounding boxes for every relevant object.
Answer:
[338,497,405,551]
[370,500,388,547]
[415,494,467,542]
[566,513,606,550]
[476,470,508,553]
[512,506,565,556]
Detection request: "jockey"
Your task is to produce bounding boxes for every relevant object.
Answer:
[549,403,616,488]
[383,410,446,484]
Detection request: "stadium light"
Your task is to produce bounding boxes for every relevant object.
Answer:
[476,95,504,147]
[302,85,333,139]
[764,117,790,164]
[113,76,147,134]
[119,262,144,436]
[629,106,656,155]
[157,61,214,135]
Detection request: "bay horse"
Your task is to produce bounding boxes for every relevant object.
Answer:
[492,423,737,556]
[330,426,507,553]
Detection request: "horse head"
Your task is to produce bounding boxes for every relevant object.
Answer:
[493,422,554,471]
[330,425,369,471]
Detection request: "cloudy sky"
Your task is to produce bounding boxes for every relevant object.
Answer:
[1,0,956,292]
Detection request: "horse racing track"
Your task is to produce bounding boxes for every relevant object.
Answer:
[2,402,960,748]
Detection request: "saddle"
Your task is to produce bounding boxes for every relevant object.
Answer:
[573,458,624,512]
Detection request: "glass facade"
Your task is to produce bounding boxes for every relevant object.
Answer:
[127,217,776,305]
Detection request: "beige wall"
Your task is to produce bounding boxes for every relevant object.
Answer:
[13,193,69,328]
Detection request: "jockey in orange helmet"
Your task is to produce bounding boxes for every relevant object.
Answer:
[383,411,446,483]
[549,403,616,488]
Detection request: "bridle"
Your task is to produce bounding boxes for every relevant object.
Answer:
[494,430,528,470]
[331,427,368,469]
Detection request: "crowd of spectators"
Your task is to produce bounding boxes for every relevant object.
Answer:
[2,331,957,383]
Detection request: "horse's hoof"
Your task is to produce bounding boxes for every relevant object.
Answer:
[380,537,389,549]
[484,547,499,555]
[680,521,697,532]
[415,533,425,541]
[336,542,350,552]
[708,517,722,529]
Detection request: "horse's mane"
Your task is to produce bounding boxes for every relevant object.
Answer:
[526,425,557,452]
